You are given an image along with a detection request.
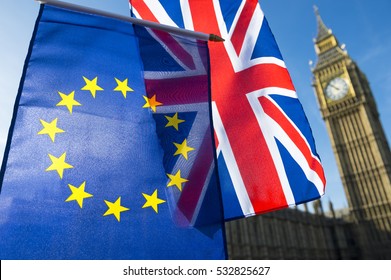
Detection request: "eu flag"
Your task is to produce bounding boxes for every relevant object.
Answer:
[0,4,225,259]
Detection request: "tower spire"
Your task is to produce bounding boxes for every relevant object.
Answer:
[314,5,332,42]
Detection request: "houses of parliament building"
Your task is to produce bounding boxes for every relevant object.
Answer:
[226,7,391,259]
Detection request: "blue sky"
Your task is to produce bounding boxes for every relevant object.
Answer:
[1,0,390,212]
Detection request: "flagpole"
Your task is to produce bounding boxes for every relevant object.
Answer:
[36,0,224,42]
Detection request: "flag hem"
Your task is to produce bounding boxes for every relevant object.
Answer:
[0,4,45,191]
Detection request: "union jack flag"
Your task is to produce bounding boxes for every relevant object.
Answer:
[130,0,326,220]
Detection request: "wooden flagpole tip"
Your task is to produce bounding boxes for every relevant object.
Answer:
[209,34,225,42]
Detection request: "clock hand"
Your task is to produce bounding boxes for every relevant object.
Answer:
[330,84,340,90]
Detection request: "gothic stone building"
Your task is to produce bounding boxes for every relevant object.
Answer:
[226,7,391,260]
[226,202,360,260]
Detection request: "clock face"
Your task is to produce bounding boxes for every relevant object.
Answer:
[325,77,349,101]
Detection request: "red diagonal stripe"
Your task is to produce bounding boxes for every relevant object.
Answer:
[130,0,159,23]
[260,96,326,187]
[231,0,258,55]
[152,30,196,70]
[176,128,214,224]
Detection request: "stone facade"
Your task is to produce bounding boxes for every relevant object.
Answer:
[226,203,359,259]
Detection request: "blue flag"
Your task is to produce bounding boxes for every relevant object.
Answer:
[0,4,226,259]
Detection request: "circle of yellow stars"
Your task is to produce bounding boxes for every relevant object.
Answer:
[37,75,190,222]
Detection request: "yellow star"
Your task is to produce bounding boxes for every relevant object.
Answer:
[103,197,130,222]
[65,181,93,208]
[37,118,65,142]
[173,139,195,160]
[165,113,185,131]
[142,189,166,213]
[56,91,81,114]
[114,78,133,98]
[167,170,188,191]
[81,76,103,98]
[143,95,163,112]
[45,152,73,179]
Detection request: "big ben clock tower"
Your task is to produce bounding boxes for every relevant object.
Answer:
[311,7,391,258]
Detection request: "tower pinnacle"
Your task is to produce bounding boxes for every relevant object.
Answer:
[314,6,332,42]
